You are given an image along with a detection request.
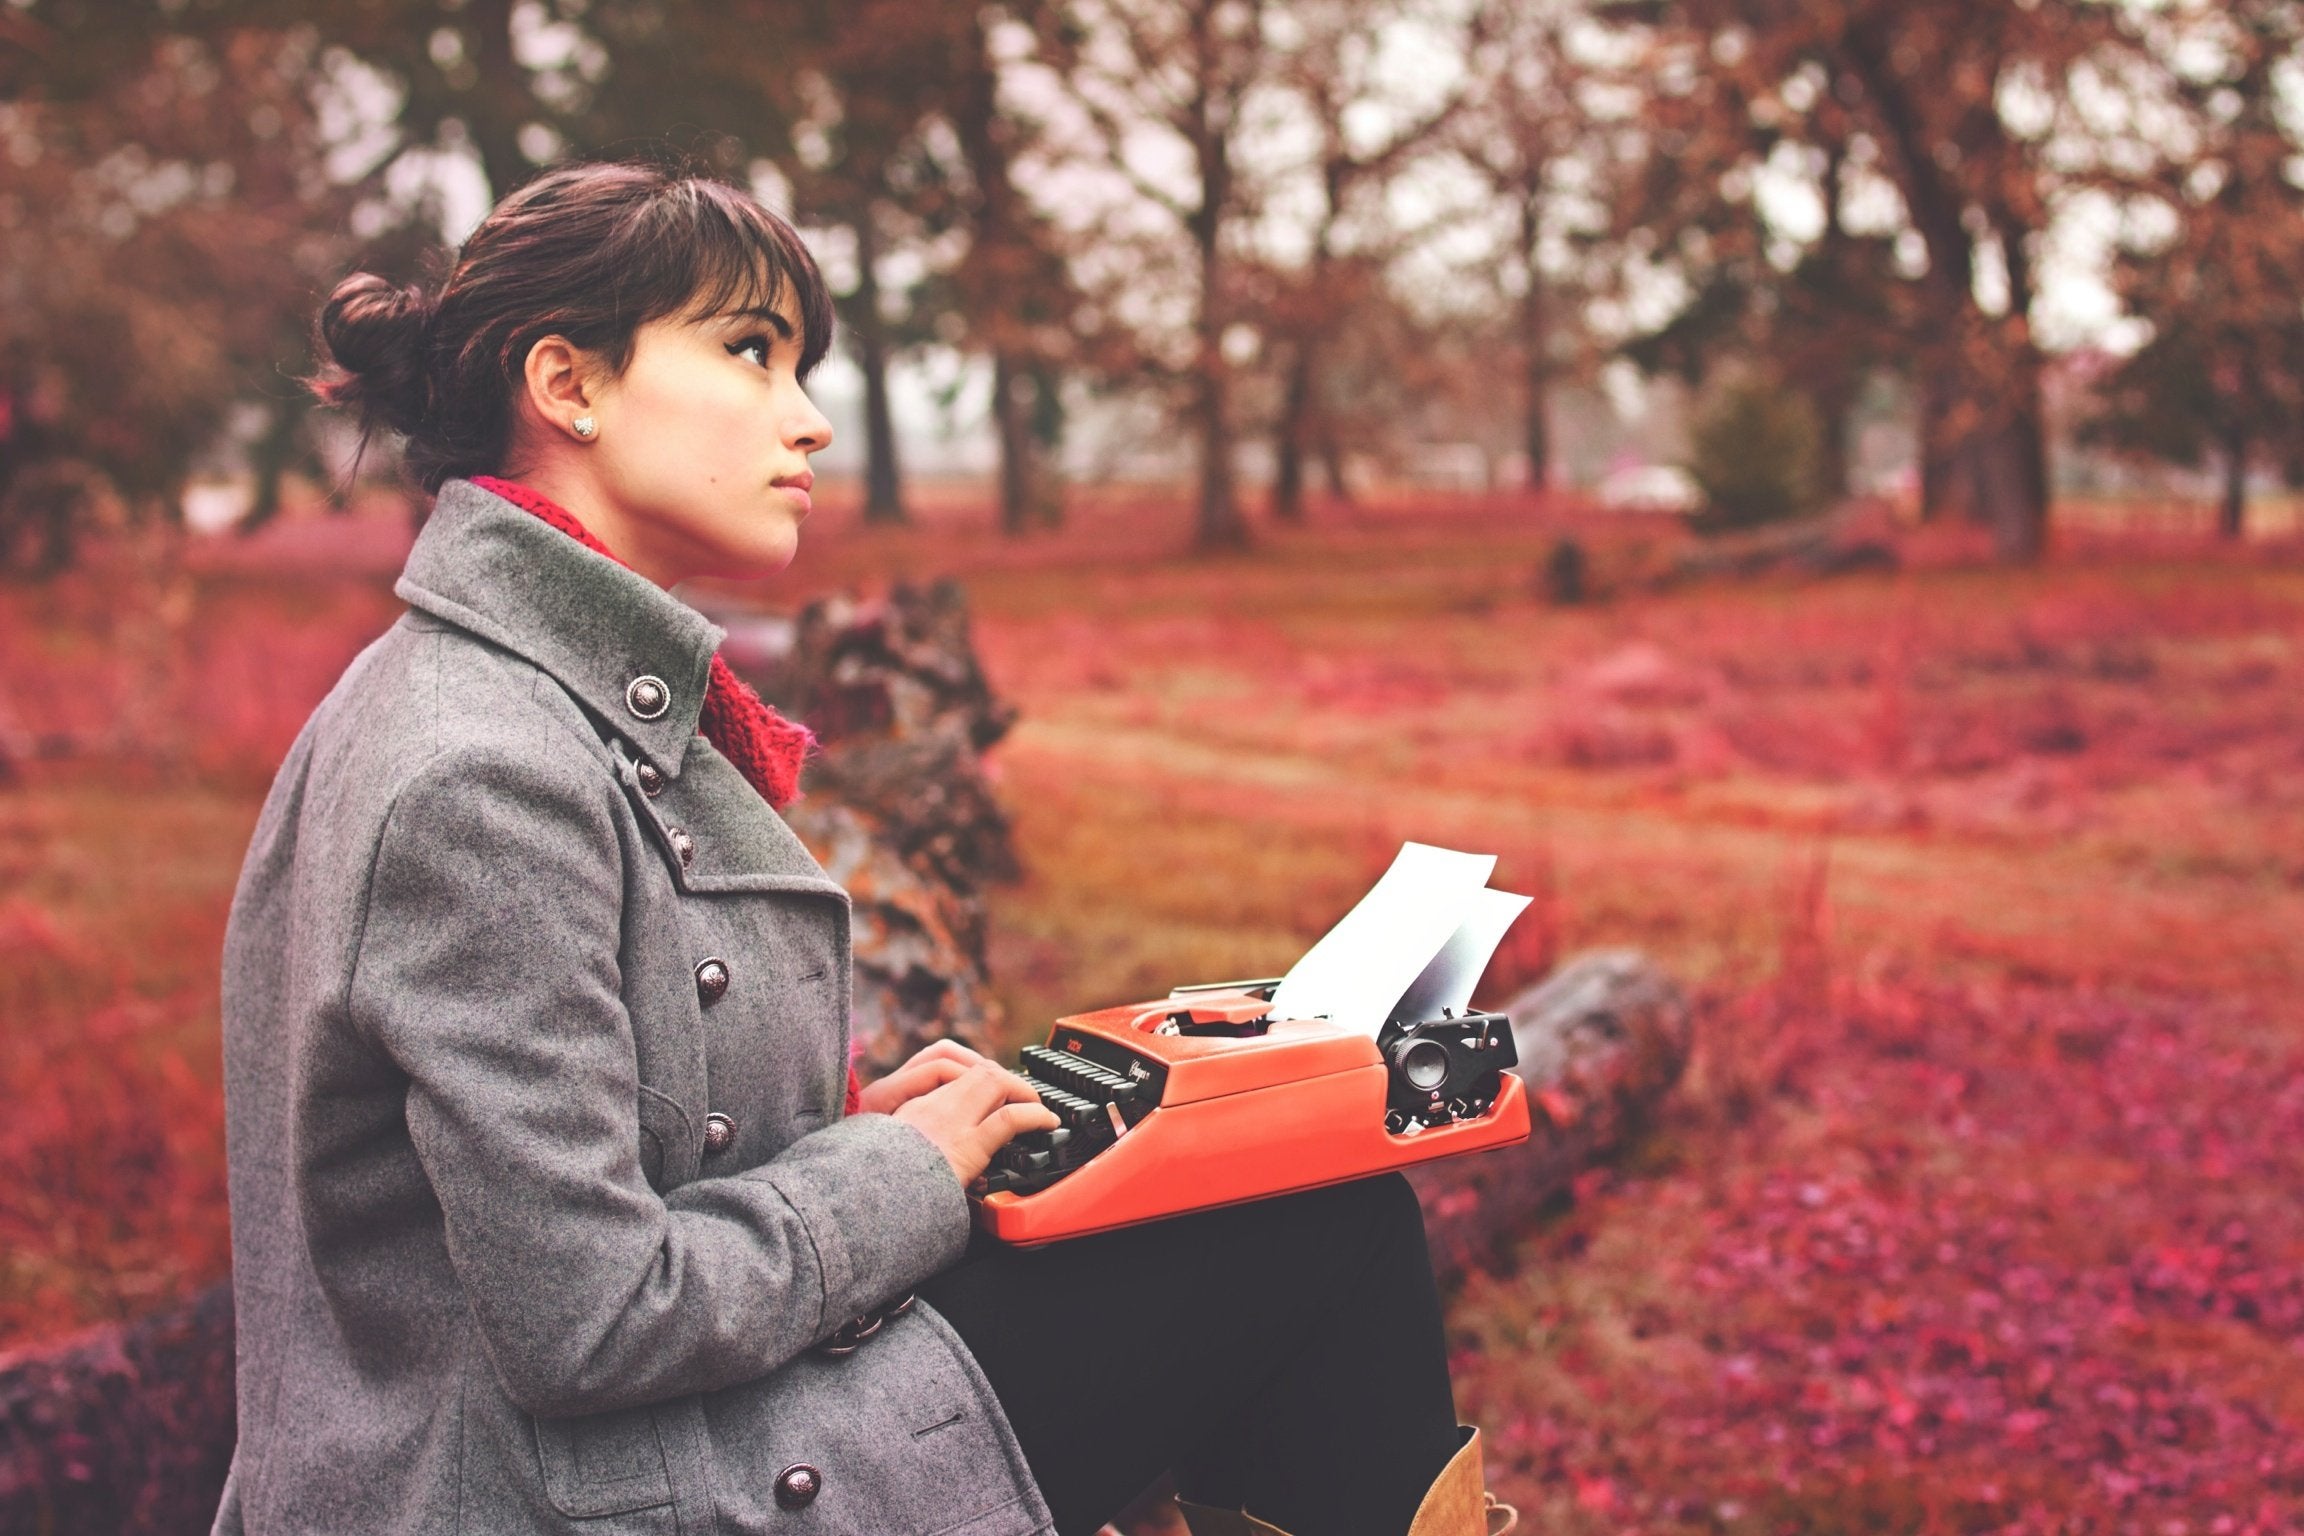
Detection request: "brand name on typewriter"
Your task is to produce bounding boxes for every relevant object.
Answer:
[1376,1011,1518,1135]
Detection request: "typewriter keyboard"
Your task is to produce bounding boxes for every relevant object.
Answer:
[978,1042,1161,1196]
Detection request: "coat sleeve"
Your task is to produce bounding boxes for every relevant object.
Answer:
[348,743,970,1419]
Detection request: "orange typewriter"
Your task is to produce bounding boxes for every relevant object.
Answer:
[970,843,1535,1245]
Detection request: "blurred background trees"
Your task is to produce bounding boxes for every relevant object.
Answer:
[2,0,2298,571]
[2086,0,2304,540]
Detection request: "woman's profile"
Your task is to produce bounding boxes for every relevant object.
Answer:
[214,155,1514,1536]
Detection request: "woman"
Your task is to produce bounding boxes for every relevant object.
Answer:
[215,158,1513,1536]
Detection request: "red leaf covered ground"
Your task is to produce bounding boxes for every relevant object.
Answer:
[2,488,2299,1532]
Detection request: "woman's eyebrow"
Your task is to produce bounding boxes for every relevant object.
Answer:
[721,306,795,339]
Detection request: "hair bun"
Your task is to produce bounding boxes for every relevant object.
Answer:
[313,272,435,434]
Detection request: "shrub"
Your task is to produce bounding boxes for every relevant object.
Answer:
[1685,374,1823,533]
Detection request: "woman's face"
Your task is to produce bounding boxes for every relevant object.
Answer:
[579,294,833,586]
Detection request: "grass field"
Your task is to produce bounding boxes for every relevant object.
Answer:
[4,486,2301,1532]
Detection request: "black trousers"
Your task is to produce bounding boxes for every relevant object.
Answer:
[922,1174,1463,1536]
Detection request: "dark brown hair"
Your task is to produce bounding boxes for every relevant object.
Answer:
[313,158,836,492]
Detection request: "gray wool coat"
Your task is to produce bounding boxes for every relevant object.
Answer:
[213,478,1053,1536]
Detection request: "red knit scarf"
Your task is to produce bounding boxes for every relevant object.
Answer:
[473,476,861,1116]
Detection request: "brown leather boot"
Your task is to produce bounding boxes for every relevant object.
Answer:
[1173,1426,1516,1536]
[1406,1427,1516,1536]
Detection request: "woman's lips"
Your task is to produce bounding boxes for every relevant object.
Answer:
[773,472,813,515]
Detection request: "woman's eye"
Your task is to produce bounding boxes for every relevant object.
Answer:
[727,336,770,368]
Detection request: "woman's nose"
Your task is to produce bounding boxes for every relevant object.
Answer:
[787,389,833,453]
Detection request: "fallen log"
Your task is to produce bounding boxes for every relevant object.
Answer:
[1663,505,1901,586]
[0,1284,233,1536]
[1412,948,1692,1288]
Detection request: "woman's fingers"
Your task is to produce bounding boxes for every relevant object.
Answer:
[892,1062,1061,1184]
[957,1059,1027,1111]
[944,1059,1044,1112]
[859,1041,1006,1116]
[956,1100,1062,1181]
[906,1039,986,1072]
[856,1054,963,1115]
[990,1099,1062,1139]
[894,1056,974,1096]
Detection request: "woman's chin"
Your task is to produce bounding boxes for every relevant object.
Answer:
[711,533,800,582]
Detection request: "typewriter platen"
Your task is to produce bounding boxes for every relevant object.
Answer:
[970,981,1531,1245]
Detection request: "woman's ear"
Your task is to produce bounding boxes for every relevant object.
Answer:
[522,335,602,443]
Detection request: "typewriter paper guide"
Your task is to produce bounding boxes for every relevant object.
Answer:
[1266,842,1522,1036]
[1392,886,1534,1026]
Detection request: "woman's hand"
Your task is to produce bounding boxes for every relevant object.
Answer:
[889,1059,1061,1187]
[857,1039,997,1117]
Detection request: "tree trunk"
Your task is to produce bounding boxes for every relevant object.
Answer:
[1839,21,2047,560]
[1810,382,1850,504]
[851,213,907,527]
[1270,344,1310,524]
[1918,369,1960,523]
[463,0,529,200]
[1520,192,1551,493]
[239,397,320,537]
[1968,333,2048,561]
[2221,420,2249,539]
[1186,3,1248,553]
[995,351,1034,536]
[1318,427,1351,505]
[1191,206,1245,550]
[953,15,1057,537]
[1027,364,1066,528]
[1195,359,1246,551]
[1971,419,2044,561]
[1991,236,2052,559]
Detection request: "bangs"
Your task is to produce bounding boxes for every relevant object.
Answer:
[629,178,838,379]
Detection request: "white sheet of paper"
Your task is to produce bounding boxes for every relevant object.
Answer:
[1391,887,1532,1025]
[1267,843,1497,1035]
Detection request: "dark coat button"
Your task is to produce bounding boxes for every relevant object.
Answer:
[773,1463,822,1509]
[695,957,730,1005]
[703,1113,736,1154]
[668,827,696,866]
[625,675,670,720]
[635,761,665,797]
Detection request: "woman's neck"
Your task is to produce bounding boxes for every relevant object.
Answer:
[490,463,686,589]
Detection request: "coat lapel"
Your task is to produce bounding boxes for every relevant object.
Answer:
[396,479,721,785]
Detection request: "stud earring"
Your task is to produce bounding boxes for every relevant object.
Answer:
[572,415,598,440]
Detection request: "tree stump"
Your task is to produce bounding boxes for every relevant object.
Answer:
[731,578,1022,1081]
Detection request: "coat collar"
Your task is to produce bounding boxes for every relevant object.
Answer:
[396,478,722,777]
